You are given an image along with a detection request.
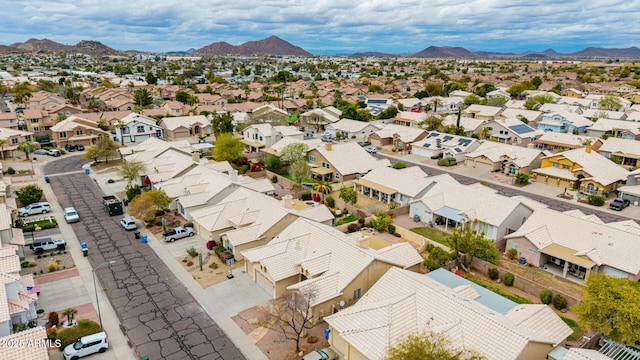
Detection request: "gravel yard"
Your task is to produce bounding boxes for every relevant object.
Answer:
[19,250,75,277]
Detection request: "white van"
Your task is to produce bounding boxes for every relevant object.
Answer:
[63,332,108,360]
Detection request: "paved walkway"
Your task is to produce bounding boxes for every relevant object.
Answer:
[43,156,246,360]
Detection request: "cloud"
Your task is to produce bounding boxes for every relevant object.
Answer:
[1,0,639,54]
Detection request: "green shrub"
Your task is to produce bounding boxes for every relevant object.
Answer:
[15,184,44,206]
[37,309,45,315]
[347,223,361,233]
[392,162,406,169]
[209,262,218,269]
[155,209,165,216]
[587,194,606,206]
[55,319,101,348]
[183,222,193,228]
[301,192,312,201]
[21,261,29,268]
[6,167,15,175]
[394,232,401,237]
[437,157,457,166]
[387,224,396,234]
[47,263,56,272]
[237,165,249,174]
[426,243,435,252]
[126,184,142,201]
[423,247,452,271]
[264,155,283,172]
[341,208,349,215]
[506,248,518,260]
[552,293,567,310]
[271,175,278,183]
[540,289,553,305]
[325,196,335,208]
[488,267,499,280]
[186,247,198,257]
[503,272,515,286]
[40,222,58,230]
[430,154,442,159]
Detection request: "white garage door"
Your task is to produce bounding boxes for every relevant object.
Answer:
[412,146,436,158]
[465,159,493,172]
[256,270,275,296]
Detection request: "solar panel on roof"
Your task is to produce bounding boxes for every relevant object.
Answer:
[458,139,472,146]
[442,135,454,141]
[454,147,462,152]
[427,133,440,138]
[423,143,431,148]
[509,124,534,134]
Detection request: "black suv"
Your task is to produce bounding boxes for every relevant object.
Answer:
[65,144,76,152]
[609,198,630,211]
[75,144,85,151]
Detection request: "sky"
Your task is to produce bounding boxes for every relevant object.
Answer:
[1,0,640,55]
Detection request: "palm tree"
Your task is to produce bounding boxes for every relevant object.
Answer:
[432,97,442,113]
[118,160,146,188]
[480,127,491,140]
[187,94,199,107]
[0,139,7,160]
[114,120,126,146]
[17,140,35,160]
[312,181,332,202]
[63,308,77,326]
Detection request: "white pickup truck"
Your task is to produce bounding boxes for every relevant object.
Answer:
[162,226,195,242]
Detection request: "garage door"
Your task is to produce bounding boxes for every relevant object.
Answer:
[255,270,275,297]
[603,266,627,278]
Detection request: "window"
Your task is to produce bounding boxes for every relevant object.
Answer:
[585,183,595,194]
[508,164,516,175]
[76,130,83,135]
[25,135,31,141]
[259,136,263,141]
[136,125,144,133]
[322,162,330,169]
[155,130,162,138]
[562,164,570,169]
[309,155,316,163]
[60,132,67,138]
[30,119,39,123]
[33,127,40,132]
[353,288,361,300]
[552,162,559,168]
[335,173,340,179]
[11,138,18,144]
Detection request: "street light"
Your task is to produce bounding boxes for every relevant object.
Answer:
[92,260,116,331]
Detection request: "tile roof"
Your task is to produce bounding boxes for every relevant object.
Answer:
[505,208,640,275]
[0,326,49,360]
[356,166,432,198]
[325,268,571,360]
[315,142,390,175]
[539,147,629,186]
[466,141,545,167]
[160,115,209,131]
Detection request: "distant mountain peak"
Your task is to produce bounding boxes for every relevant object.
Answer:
[195,36,310,56]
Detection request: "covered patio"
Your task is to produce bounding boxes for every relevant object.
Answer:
[432,206,467,231]
[540,243,594,283]
[353,178,397,204]
[310,166,333,182]
[240,139,265,153]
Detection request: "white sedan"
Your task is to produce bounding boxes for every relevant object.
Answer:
[119,216,137,231]
[365,147,377,154]
[64,207,80,223]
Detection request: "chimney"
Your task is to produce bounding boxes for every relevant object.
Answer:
[191,151,201,162]
[228,169,238,181]
[585,145,592,153]
[282,194,293,209]
[325,142,332,151]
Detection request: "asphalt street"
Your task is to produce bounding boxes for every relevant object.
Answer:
[44,155,245,360]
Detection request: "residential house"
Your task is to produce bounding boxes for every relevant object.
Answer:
[391,111,427,127]
[537,111,592,134]
[560,88,584,98]
[586,118,640,140]
[0,113,19,130]
[622,92,640,104]
[113,113,163,145]
[441,114,488,135]
[486,88,511,101]
[422,96,465,114]
[241,124,304,152]
[21,109,51,135]
[354,167,455,206]
[263,137,323,157]
[505,208,640,281]
[367,123,427,152]
[364,97,393,117]
[394,98,423,112]
[616,168,640,206]
[307,142,390,182]
[50,116,107,148]
[409,180,533,242]
[481,118,543,146]
[410,132,481,162]
[464,142,547,175]
[127,146,199,186]
[163,100,188,116]
[539,103,580,114]
[325,119,382,140]
[557,96,594,109]
[462,104,503,120]
[534,132,597,152]
[325,267,571,360]
[0,128,34,159]
[159,115,211,141]
[532,146,629,195]
[249,104,288,124]
[28,91,65,107]
[596,137,640,168]
[578,108,627,121]
[586,93,631,111]
[0,244,39,338]
[499,108,543,125]
[242,218,422,315]
[300,106,342,132]
[0,327,48,359]
[190,190,333,260]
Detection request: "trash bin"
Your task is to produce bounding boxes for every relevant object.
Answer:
[123,199,129,206]
[141,356,149,360]
[44,176,50,183]
[141,235,147,244]
[80,242,88,257]
[134,231,141,239]
[85,169,90,175]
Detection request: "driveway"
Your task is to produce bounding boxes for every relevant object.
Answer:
[44,155,245,360]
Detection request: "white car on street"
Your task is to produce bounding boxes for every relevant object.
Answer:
[64,207,80,223]
[120,216,137,231]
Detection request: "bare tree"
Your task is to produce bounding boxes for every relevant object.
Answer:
[264,288,317,354]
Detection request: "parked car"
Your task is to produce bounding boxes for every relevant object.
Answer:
[358,141,371,147]
[63,332,108,360]
[162,226,195,242]
[64,207,80,223]
[119,216,137,231]
[300,348,338,360]
[18,202,51,217]
[365,147,377,154]
[29,238,66,255]
[609,198,631,211]
[65,144,76,152]
[33,149,48,155]
[75,144,85,151]
[47,149,61,157]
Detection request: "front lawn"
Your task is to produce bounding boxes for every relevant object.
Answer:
[280,173,318,184]
[561,317,584,341]
[410,227,450,247]
[20,217,58,232]
[335,215,358,226]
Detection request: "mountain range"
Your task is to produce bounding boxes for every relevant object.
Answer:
[2,36,640,59]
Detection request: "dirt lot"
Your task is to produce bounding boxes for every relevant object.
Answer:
[233,303,331,360]
[176,252,244,288]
